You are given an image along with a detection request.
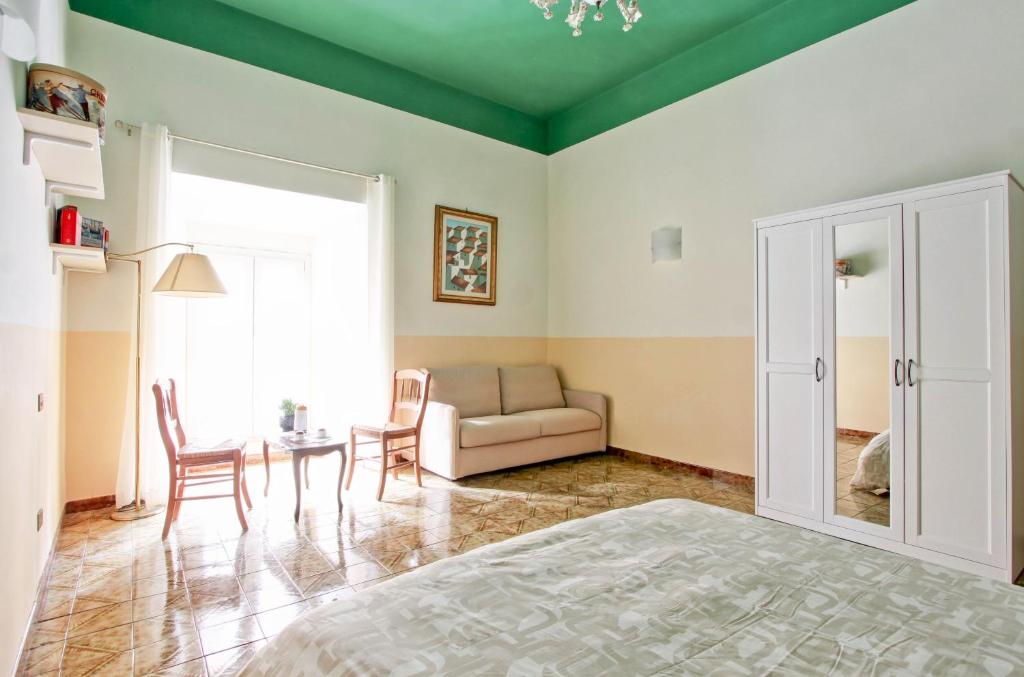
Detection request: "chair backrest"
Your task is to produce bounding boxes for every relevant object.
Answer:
[153,379,187,464]
[390,368,432,432]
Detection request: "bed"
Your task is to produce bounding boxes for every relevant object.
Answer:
[241,499,1024,676]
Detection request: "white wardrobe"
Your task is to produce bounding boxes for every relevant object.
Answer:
[755,171,1024,582]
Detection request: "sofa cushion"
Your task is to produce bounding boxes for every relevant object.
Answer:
[499,365,566,414]
[459,415,541,449]
[427,366,501,419]
[509,408,601,437]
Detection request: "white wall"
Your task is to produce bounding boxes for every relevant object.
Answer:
[0,0,68,672]
[834,217,890,338]
[546,0,1024,473]
[65,12,549,338]
[548,0,1024,339]
[61,12,550,503]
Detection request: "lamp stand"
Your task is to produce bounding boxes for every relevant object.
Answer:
[103,242,226,523]
[108,255,165,521]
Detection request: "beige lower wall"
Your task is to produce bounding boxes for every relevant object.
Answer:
[64,331,130,502]
[61,334,548,502]
[836,336,889,435]
[0,323,65,671]
[547,337,755,477]
[64,333,763,504]
[395,335,549,370]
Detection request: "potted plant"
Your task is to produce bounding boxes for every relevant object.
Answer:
[279,399,296,432]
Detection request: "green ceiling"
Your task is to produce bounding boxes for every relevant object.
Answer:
[69,0,914,154]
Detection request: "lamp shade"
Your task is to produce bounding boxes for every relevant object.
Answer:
[152,253,227,297]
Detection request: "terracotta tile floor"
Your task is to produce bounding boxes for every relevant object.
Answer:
[18,452,756,676]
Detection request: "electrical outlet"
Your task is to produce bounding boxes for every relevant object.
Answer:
[36,509,43,532]
[37,393,44,412]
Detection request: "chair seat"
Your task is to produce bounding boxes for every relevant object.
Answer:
[178,438,245,461]
[352,422,415,437]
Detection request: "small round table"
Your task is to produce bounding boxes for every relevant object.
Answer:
[262,435,347,522]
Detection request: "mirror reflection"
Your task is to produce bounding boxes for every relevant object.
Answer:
[834,218,890,527]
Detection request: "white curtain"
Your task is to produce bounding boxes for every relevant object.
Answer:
[365,174,395,418]
[115,124,182,509]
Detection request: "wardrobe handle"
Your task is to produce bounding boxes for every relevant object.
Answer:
[894,359,903,386]
[907,359,916,387]
[815,357,824,382]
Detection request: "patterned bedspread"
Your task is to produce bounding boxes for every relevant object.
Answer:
[241,499,1024,676]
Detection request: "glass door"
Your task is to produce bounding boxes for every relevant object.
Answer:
[822,205,904,540]
[184,247,311,440]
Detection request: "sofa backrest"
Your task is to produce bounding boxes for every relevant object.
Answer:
[499,365,566,414]
[426,365,501,418]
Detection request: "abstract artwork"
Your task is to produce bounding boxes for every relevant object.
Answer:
[433,205,498,305]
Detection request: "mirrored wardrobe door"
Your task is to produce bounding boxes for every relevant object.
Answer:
[822,205,904,541]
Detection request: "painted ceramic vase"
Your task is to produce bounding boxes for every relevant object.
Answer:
[27,63,108,143]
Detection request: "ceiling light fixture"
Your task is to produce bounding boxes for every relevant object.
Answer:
[530,0,642,37]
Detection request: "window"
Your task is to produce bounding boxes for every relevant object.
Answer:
[185,247,311,437]
[168,172,368,441]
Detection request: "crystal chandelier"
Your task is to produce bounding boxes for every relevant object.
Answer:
[530,0,643,37]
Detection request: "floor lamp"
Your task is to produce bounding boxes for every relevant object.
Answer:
[108,243,227,521]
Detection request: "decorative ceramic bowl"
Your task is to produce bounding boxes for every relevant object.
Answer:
[27,63,107,143]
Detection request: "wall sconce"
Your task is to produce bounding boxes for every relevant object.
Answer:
[0,2,36,62]
[651,226,682,262]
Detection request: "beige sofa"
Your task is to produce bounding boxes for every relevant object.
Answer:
[419,365,607,480]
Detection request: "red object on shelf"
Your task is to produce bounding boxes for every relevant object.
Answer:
[58,206,80,245]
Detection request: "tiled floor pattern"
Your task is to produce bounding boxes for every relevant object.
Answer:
[834,433,890,526]
[18,452,754,676]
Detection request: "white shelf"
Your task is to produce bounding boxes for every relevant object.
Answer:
[18,108,104,204]
[835,274,862,289]
[50,244,106,274]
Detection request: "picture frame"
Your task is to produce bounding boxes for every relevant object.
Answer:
[433,205,498,306]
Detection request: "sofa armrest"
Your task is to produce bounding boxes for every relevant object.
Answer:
[563,389,608,451]
[419,401,460,480]
[563,389,606,418]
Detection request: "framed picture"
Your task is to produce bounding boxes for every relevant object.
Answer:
[433,205,498,305]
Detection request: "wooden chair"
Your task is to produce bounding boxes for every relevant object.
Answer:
[346,369,432,501]
[153,379,251,539]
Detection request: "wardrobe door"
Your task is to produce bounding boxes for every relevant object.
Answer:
[757,219,824,520]
[822,206,904,541]
[904,187,1006,566]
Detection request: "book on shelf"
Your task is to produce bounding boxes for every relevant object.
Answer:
[80,217,103,248]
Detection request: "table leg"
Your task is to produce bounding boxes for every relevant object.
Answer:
[292,453,303,523]
[337,447,346,514]
[263,439,270,497]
